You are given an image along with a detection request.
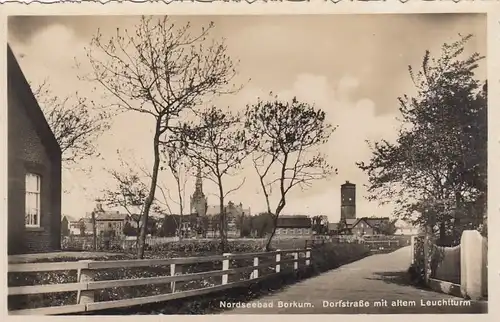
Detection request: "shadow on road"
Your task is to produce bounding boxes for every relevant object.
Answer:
[366,271,428,290]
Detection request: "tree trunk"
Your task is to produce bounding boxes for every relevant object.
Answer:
[264,218,277,251]
[219,195,227,252]
[138,122,162,259]
[177,178,183,241]
[265,203,284,251]
[438,221,446,246]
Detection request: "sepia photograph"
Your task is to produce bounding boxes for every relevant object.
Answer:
[5,13,488,315]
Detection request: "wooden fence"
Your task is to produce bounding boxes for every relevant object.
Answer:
[8,248,311,315]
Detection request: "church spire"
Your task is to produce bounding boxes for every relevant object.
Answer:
[190,162,207,216]
[195,162,203,193]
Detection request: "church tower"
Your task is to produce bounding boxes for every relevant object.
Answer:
[190,164,207,216]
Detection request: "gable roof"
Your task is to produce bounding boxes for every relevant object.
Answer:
[351,217,391,229]
[276,215,311,228]
[62,215,78,223]
[7,44,61,160]
[345,219,358,226]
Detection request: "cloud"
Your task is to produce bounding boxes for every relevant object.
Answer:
[9,21,404,222]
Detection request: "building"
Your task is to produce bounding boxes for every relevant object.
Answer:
[190,165,208,217]
[206,201,251,237]
[275,215,312,238]
[93,203,132,237]
[340,181,356,220]
[7,45,62,254]
[328,222,340,235]
[342,217,393,236]
[61,215,82,236]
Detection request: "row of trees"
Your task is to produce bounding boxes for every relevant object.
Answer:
[73,16,336,257]
[37,17,484,255]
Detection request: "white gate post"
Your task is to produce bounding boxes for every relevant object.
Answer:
[222,253,231,285]
[252,256,259,279]
[275,250,281,273]
[77,260,95,304]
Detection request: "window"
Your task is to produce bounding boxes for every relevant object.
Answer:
[25,173,41,227]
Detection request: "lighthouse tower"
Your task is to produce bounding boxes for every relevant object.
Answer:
[340,181,356,220]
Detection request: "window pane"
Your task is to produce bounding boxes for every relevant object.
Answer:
[25,173,41,226]
[26,173,37,192]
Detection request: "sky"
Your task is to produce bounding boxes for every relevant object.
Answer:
[7,14,487,222]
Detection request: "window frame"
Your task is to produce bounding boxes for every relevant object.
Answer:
[25,172,42,228]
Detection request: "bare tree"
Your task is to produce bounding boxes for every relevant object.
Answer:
[160,145,189,239]
[103,153,175,239]
[245,95,337,250]
[32,79,111,165]
[175,107,250,251]
[103,170,149,217]
[81,16,240,258]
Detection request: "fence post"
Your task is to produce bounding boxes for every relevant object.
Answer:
[275,250,281,273]
[77,260,95,304]
[252,256,259,279]
[293,252,299,270]
[222,253,230,285]
[305,249,311,266]
[170,263,179,293]
[460,230,487,300]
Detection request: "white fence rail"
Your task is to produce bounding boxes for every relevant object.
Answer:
[8,248,312,315]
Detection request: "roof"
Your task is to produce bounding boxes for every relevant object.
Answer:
[341,180,355,187]
[345,219,358,226]
[62,215,78,223]
[95,211,128,221]
[352,217,391,229]
[276,215,311,228]
[328,223,339,230]
[206,204,251,217]
[7,44,61,160]
[328,223,338,230]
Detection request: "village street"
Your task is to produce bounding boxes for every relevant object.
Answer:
[225,247,487,314]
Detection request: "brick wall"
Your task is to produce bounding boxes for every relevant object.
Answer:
[8,65,61,254]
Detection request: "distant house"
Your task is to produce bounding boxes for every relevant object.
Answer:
[342,217,393,236]
[92,203,132,237]
[79,218,94,236]
[61,215,82,236]
[206,201,251,237]
[275,215,312,238]
[95,212,130,237]
[328,222,340,235]
[7,45,62,255]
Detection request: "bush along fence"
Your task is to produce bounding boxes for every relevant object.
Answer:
[61,236,270,252]
[8,248,312,315]
[411,230,487,300]
[306,235,408,253]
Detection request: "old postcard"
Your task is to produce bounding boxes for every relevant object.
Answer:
[1,1,497,319]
